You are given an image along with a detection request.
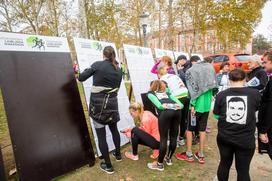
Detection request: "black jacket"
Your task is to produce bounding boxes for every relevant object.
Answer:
[177,61,192,86]
[258,78,272,158]
[258,78,272,134]
[78,60,122,89]
[247,66,268,91]
[78,60,122,124]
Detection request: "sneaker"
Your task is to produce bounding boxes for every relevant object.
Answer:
[147,161,164,171]
[112,151,122,162]
[100,162,114,174]
[177,138,185,146]
[150,149,159,159]
[192,136,199,145]
[164,157,173,166]
[194,151,205,164]
[125,151,139,161]
[175,152,194,163]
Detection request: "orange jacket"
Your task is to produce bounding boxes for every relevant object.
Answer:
[139,111,160,142]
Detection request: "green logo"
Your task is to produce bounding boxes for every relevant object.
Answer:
[26,36,45,50]
[91,42,102,51]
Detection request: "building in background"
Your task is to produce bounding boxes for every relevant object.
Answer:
[148,28,253,57]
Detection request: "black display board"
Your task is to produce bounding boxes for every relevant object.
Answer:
[0,33,95,181]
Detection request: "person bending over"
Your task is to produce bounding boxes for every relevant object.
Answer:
[122,102,160,160]
[147,80,183,171]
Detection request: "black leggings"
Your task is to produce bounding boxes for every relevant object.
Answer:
[178,97,190,138]
[158,109,180,163]
[131,127,160,155]
[95,122,121,167]
[217,138,255,181]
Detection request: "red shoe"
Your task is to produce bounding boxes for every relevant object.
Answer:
[175,152,194,163]
[194,151,205,164]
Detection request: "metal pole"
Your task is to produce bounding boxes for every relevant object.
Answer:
[0,148,6,181]
[142,24,147,47]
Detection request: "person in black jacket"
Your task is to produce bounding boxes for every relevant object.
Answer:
[174,55,192,85]
[247,55,268,92]
[78,46,122,174]
[258,50,272,160]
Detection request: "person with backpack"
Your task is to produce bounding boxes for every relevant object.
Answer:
[146,80,183,171]
[176,57,217,164]
[158,66,189,146]
[78,46,122,174]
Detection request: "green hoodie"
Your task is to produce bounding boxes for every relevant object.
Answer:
[190,89,213,113]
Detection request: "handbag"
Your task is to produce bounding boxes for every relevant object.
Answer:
[89,88,120,125]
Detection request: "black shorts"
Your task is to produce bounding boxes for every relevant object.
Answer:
[187,112,209,132]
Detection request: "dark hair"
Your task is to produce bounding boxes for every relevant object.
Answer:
[228,97,246,109]
[103,46,118,70]
[229,68,246,81]
[204,57,213,63]
[190,55,200,62]
[264,50,272,62]
[220,62,230,70]
[175,55,187,64]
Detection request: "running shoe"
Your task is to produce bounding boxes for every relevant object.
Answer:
[177,138,185,146]
[100,162,114,174]
[192,136,199,145]
[112,151,122,162]
[194,151,205,164]
[125,151,139,161]
[164,157,173,166]
[147,161,164,171]
[175,152,194,163]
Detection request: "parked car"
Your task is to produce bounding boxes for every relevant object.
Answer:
[208,54,253,73]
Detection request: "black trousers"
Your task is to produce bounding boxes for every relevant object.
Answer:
[178,97,190,138]
[95,122,121,167]
[131,127,160,155]
[158,109,180,163]
[217,138,255,181]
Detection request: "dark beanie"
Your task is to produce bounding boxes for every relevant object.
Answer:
[174,55,187,64]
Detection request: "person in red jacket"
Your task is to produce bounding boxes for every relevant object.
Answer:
[123,102,160,160]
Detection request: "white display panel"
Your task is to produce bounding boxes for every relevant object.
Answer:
[123,44,157,103]
[154,48,175,60]
[0,32,69,52]
[73,38,135,156]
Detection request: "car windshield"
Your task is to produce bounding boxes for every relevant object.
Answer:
[234,55,252,61]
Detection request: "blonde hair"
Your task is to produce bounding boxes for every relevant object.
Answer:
[129,102,144,113]
[158,65,167,76]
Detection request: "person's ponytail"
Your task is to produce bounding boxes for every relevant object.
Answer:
[103,46,118,70]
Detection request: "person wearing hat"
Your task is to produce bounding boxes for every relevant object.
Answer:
[175,55,192,86]
[247,55,268,92]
